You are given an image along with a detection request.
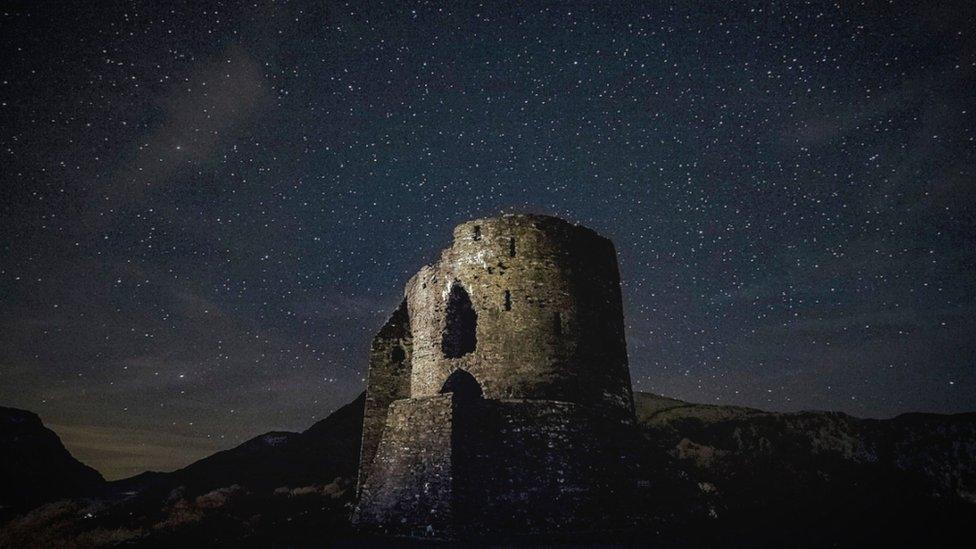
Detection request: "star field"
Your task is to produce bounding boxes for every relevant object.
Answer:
[1,1,974,479]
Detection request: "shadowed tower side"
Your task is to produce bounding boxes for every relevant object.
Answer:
[356,299,412,493]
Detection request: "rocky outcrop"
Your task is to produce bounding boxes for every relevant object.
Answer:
[634,393,976,503]
[632,393,976,547]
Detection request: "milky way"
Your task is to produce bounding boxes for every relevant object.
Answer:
[2,2,974,479]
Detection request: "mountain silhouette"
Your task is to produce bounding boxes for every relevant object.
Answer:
[1,393,974,547]
[0,407,104,516]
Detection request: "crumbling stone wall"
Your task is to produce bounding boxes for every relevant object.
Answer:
[354,214,639,538]
[354,394,455,538]
[356,391,637,537]
[454,398,636,534]
[357,299,412,491]
[404,215,634,421]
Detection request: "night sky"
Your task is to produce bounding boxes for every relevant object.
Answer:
[2,2,974,480]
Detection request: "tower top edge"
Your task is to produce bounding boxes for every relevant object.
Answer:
[452,213,611,243]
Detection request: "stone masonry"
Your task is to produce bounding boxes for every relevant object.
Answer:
[352,214,638,538]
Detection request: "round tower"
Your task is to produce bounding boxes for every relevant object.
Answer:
[404,214,634,420]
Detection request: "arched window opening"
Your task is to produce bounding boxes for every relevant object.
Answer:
[508,237,516,257]
[442,283,477,358]
[504,290,512,311]
[439,369,483,401]
[390,344,406,363]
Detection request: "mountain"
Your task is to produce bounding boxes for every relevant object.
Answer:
[0,407,104,515]
[1,393,973,547]
[635,393,976,501]
[0,394,365,548]
[630,393,976,547]
[110,392,364,499]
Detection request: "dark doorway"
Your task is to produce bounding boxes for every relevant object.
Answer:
[439,369,483,400]
[442,283,477,358]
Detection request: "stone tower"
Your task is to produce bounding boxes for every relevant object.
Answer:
[353,214,637,538]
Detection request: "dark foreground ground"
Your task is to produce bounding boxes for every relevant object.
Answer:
[2,392,974,547]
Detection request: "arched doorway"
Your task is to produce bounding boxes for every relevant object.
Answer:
[440,369,483,401]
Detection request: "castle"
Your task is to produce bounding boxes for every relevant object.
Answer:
[352,214,637,538]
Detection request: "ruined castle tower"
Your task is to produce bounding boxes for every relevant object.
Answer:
[353,214,637,538]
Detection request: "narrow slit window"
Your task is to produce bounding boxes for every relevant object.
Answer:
[390,344,406,363]
[504,290,512,311]
[508,237,516,257]
[472,225,481,241]
[553,312,562,337]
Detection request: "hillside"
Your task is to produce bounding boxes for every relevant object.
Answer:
[1,393,973,547]
[0,407,105,516]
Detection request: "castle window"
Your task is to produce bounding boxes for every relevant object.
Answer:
[442,283,477,358]
[390,344,406,363]
[439,369,483,401]
[553,312,562,337]
[472,225,481,241]
[508,237,516,257]
[504,290,512,311]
